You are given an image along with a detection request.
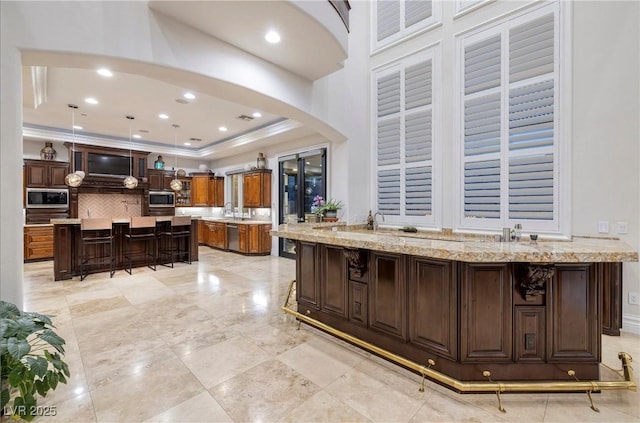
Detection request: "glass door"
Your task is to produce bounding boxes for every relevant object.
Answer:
[278,149,326,258]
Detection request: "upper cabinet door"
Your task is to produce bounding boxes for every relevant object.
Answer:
[243,170,271,208]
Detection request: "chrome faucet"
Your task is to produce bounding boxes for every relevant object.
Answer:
[373,211,384,231]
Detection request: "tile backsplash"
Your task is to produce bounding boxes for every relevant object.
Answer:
[78,193,142,218]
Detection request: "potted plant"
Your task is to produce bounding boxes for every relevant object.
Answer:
[311,195,325,222]
[320,198,343,219]
[0,301,70,421]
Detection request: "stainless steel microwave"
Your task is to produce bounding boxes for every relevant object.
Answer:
[149,191,175,207]
[26,188,69,209]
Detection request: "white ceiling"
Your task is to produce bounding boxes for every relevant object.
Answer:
[21,1,348,161]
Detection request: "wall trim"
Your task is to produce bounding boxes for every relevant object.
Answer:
[622,312,640,335]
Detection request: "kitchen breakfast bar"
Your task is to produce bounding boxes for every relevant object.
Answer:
[273,223,639,394]
[51,217,199,281]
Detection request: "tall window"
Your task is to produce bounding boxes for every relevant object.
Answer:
[373,48,438,227]
[456,3,562,233]
[372,0,440,52]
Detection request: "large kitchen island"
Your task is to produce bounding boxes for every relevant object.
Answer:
[273,223,638,391]
[52,217,199,281]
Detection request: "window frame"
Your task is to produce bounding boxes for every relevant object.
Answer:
[453,1,571,236]
[371,44,441,228]
[371,0,442,54]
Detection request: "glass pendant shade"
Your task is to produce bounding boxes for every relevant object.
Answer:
[123,175,138,189]
[65,104,83,187]
[170,178,183,191]
[124,115,137,189]
[65,172,83,187]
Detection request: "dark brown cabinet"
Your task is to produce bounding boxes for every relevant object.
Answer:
[148,169,174,191]
[370,252,406,340]
[408,257,457,360]
[292,241,610,382]
[460,263,512,362]
[296,241,320,311]
[548,264,599,362]
[320,245,348,319]
[24,160,69,188]
[243,169,271,208]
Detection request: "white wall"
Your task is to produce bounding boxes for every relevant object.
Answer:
[572,1,640,330]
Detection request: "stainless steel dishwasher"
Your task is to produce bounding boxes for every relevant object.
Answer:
[227,223,239,251]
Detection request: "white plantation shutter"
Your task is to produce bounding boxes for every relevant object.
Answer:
[405,0,432,28]
[374,50,437,225]
[377,1,400,42]
[373,0,438,51]
[459,4,560,231]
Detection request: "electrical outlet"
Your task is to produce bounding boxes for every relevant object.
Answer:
[629,292,640,305]
[598,221,609,234]
[617,222,628,234]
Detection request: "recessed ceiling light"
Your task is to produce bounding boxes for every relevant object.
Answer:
[73,125,83,130]
[252,112,262,118]
[265,30,281,44]
[184,92,196,100]
[158,113,169,119]
[218,126,228,132]
[133,134,142,139]
[84,97,98,105]
[183,142,191,146]
[97,68,113,77]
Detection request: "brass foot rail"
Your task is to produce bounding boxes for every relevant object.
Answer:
[282,280,635,413]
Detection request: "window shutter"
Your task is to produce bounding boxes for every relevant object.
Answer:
[377,0,400,42]
[464,35,501,95]
[378,72,401,117]
[464,93,501,156]
[378,117,401,166]
[378,169,401,215]
[509,14,554,83]
[405,0,432,28]
[406,166,432,215]
[464,159,501,219]
[509,154,554,220]
[509,80,554,151]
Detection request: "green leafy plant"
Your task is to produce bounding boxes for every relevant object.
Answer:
[319,198,343,213]
[0,301,69,421]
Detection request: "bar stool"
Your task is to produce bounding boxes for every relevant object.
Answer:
[158,216,192,268]
[80,218,115,281]
[124,216,157,274]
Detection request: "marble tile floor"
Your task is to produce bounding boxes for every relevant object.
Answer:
[17,247,640,423]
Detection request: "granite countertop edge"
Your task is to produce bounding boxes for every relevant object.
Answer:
[271,223,639,263]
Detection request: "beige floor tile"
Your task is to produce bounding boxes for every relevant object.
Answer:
[179,335,271,389]
[278,336,368,387]
[279,390,372,423]
[143,391,233,423]
[209,359,320,422]
[91,357,204,422]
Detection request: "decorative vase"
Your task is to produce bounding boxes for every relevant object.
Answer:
[40,142,57,161]
[256,152,266,169]
[154,155,165,169]
[177,169,187,178]
[324,210,337,218]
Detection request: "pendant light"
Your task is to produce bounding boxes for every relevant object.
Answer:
[169,124,183,191]
[123,115,138,189]
[64,104,84,187]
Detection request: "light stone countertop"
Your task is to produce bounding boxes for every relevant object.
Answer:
[50,216,195,225]
[272,223,639,263]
